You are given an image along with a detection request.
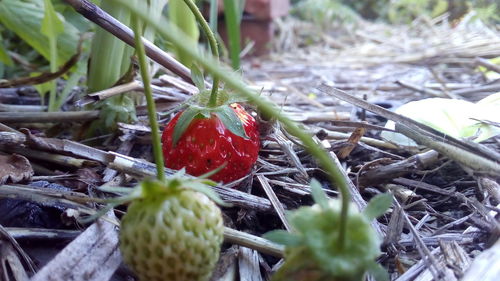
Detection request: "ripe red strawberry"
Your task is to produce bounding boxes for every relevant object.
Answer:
[162,103,259,183]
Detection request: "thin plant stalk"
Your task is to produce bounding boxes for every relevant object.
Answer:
[223,0,242,70]
[111,0,351,249]
[209,0,218,34]
[181,0,219,107]
[131,16,165,182]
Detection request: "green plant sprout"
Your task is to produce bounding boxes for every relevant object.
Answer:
[110,0,353,250]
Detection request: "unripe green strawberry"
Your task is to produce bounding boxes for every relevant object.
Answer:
[119,179,224,281]
[265,179,391,281]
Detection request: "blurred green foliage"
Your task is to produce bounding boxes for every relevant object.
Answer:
[292,0,360,27]
[0,0,90,111]
[292,0,499,25]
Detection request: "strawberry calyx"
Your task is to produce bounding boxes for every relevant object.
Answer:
[134,172,228,207]
[172,99,250,147]
[172,65,252,147]
[94,171,229,212]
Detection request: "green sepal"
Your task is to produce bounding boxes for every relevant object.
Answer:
[199,108,212,118]
[264,230,302,247]
[191,63,206,91]
[77,197,132,224]
[140,175,229,207]
[185,181,230,207]
[198,162,227,179]
[172,105,203,146]
[362,193,392,221]
[309,178,329,210]
[171,103,249,147]
[173,168,187,178]
[97,185,135,195]
[214,105,249,139]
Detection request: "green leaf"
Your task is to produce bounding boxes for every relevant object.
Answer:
[87,0,135,92]
[310,178,329,210]
[362,193,392,220]
[42,0,66,112]
[382,96,500,146]
[191,63,206,91]
[264,230,302,247]
[142,0,168,42]
[172,106,202,146]
[0,0,78,65]
[168,0,199,67]
[214,105,248,139]
[41,0,64,39]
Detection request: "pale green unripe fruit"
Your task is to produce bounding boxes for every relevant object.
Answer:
[120,188,224,281]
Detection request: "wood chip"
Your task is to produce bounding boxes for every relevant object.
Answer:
[31,214,121,281]
[238,247,263,281]
[461,238,500,281]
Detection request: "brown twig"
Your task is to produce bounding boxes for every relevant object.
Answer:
[64,0,195,83]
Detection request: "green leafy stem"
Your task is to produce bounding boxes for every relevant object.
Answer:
[114,0,351,249]
[181,0,220,107]
[131,15,165,182]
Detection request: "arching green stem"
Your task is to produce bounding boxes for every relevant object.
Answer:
[131,16,165,182]
[113,0,350,250]
[181,0,220,107]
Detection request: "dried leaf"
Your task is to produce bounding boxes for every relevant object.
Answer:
[0,154,33,184]
[338,126,366,159]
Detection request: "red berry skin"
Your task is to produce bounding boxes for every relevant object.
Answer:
[162,104,259,183]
